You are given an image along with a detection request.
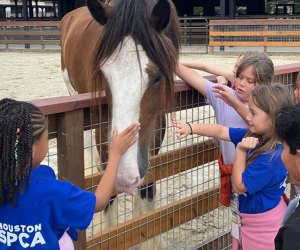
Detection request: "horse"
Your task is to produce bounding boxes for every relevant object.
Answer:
[60,0,180,247]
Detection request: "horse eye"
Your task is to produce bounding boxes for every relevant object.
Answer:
[152,74,162,86]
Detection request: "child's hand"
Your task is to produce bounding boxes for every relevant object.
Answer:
[110,123,140,155]
[216,76,228,85]
[237,137,259,151]
[212,85,235,106]
[172,119,191,139]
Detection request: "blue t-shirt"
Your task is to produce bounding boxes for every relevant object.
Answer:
[0,165,96,249]
[229,128,287,214]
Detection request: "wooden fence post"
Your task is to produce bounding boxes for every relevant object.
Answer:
[264,25,268,53]
[209,23,214,53]
[56,109,86,250]
[4,26,8,49]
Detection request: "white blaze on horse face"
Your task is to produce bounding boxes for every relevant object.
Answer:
[101,36,148,193]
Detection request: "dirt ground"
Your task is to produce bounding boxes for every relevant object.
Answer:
[1,50,299,101]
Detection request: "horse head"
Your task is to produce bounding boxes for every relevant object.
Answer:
[61,0,179,193]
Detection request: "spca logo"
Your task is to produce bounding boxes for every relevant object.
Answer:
[0,223,46,248]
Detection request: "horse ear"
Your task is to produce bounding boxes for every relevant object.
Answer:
[86,0,112,25]
[150,0,171,32]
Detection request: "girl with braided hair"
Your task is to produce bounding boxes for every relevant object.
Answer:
[0,98,140,249]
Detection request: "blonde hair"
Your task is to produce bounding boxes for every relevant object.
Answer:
[246,84,294,164]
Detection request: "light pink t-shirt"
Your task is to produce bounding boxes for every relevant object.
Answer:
[205,80,248,165]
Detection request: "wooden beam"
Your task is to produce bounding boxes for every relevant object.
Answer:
[209,19,300,26]
[0,21,60,26]
[1,30,60,36]
[86,187,220,249]
[209,41,300,47]
[197,232,231,250]
[0,40,60,45]
[85,139,220,193]
[210,31,300,37]
[31,64,300,117]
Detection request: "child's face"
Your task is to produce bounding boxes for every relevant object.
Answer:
[32,129,48,168]
[235,66,256,103]
[247,97,272,137]
[294,80,300,104]
[281,142,300,186]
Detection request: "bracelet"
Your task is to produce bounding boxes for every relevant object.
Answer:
[187,123,193,135]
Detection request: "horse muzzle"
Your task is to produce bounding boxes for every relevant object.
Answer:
[115,174,144,193]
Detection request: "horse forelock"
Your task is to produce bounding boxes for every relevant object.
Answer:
[92,0,180,109]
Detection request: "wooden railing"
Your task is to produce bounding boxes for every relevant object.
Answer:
[0,19,209,50]
[0,21,60,49]
[2,19,300,53]
[209,19,300,52]
[30,63,300,250]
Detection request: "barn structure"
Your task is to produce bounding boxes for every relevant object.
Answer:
[0,0,300,20]
[0,0,85,20]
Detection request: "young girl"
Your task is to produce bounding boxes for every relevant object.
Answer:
[0,98,140,249]
[177,53,274,207]
[173,84,294,250]
[181,51,265,87]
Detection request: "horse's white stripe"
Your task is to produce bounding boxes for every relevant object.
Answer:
[101,36,148,192]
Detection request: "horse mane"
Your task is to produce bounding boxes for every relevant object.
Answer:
[92,0,180,108]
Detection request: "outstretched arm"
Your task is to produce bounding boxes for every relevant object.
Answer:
[182,60,236,84]
[172,119,230,141]
[176,63,207,97]
[94,123,140,212]
[229,99,251,124]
